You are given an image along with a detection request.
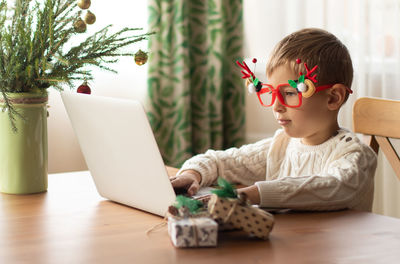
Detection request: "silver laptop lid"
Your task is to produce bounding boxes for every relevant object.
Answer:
[61,92,176,216]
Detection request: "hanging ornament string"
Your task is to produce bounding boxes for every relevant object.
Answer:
[75,0,94,93]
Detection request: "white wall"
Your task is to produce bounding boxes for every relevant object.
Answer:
[48,1,149,173]
[242,1,282,143]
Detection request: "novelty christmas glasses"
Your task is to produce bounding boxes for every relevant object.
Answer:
[257,83,334,107]
[236,59,353,108]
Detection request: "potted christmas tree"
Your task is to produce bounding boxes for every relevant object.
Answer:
[0,0,152,194]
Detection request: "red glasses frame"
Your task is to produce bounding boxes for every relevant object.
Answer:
[256,83,334,108]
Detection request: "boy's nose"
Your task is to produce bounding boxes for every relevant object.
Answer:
[273,98,286,113]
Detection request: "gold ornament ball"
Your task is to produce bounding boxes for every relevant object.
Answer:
[134,50,148,66]
[77,0,91,10]
[84,11,96,25]
[74,18,87,33]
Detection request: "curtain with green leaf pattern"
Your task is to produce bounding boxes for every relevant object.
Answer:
[147,0,245,167]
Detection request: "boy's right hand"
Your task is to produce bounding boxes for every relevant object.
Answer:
[170,170,202,196]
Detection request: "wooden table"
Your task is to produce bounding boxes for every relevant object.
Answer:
[1,168,400,264]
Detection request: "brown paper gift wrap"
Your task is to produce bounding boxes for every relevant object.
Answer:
[167,216,218,248]
[207,194,274,239]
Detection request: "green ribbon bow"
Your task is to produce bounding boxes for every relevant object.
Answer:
[211,177,238,199]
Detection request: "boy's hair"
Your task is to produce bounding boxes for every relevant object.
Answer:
[266,28,353,101]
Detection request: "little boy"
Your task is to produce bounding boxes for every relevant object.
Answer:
[170,28,377,211]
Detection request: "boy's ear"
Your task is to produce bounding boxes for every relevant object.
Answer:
[326,84,347,110]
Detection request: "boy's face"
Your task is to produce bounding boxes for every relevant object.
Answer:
[268,65,338,145]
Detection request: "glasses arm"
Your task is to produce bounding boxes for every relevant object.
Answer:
[315,84,353,94]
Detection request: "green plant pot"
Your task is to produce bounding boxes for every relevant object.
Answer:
[0,92,48,194]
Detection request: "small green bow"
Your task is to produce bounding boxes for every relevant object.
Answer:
[174,195,203,214]
[211,177,237,198]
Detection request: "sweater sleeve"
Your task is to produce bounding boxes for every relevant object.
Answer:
[177,137,274,187]
[255,140,377,211]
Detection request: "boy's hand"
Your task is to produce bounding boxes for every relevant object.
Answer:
[170,170,202,196]
[237,185,260,205]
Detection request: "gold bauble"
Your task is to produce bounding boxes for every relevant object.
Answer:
[77,0,91,10]
[74,18,87,33]
[84,11,96,25]
[134,50,148,66]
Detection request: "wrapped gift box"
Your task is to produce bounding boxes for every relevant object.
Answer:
[167,216,218,248]
[207,194,274,240]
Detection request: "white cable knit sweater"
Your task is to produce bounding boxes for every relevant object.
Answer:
[178,129,377,211]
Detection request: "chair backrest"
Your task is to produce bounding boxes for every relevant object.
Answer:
[353,97,400,180]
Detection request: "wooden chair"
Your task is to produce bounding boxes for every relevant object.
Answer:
[353,97,400,180]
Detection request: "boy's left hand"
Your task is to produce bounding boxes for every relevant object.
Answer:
[237,185,260,205]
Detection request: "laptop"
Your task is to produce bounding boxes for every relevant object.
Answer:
[62,92,182,216]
